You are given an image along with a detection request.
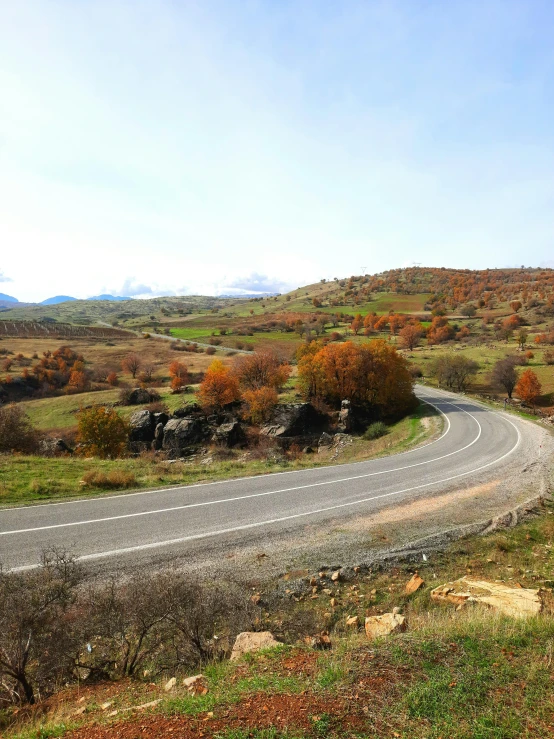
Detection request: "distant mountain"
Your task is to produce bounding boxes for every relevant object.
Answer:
[40,296,78,305]
[0,292,18,304]
[87,294,131,301]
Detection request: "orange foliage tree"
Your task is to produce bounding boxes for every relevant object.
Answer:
[297,340,415,419]
[197,360,240,412]
[232,350,290,391]
[168,360,189,392]
[242,387,279,424]
[77,406,129,458]
[399,323,423,350]
[515,369,542,410]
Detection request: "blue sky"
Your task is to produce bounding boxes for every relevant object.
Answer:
[1,0,553,302]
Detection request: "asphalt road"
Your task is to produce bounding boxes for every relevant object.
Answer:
[0,387,524,572]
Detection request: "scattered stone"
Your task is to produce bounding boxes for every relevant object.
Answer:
[183,674,208,695]
[365,608,407,639]
[305,632,332,649]
[230,631,280,660]
[100,701,113,710]
[346,615,359,628]
[331,570,341,582]
[405,572,425,595]
[430,577,548,618]
[164,677,177,692]
[318,432,335,450]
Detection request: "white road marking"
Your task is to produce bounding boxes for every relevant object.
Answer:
[2,397,478,537]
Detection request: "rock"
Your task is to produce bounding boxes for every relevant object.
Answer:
[183,674,208,695]
[212,420,245,447]
[405,572,425,595]
[129,410,155,442]
[162,417,208,455]
[365,608,407,639]
[127,387,154,405]
[260,403,323,438]
[153,412,170,427]
[38,437,72,456]
[430,577,547,618]
[164,677,177,692]
[318,432,334,449]
[305,632,332,649]
[331,570,341,582]
[338,399,353,432]
[346,615,359,628]
[230,631,280,660]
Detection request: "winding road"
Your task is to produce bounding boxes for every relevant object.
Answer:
[0,386,529,573]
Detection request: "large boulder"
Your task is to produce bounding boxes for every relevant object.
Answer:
[212,420,245,447]
[260,403,323,438]
[129,410,155,442]
[162,417,208,455]
[39,437,72,456]
[430,577,549,619]
[127,388,154,405]
[230,631,280,661]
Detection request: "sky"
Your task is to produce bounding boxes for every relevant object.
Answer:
[1,0,554,302]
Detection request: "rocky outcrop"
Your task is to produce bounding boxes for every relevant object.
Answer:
[230,631,280,660]
[39,437,72,456]
[129,410,155,443]
[337,399,353,432]
[162,417,208,456]
[430,577,549,618]
[260,403,323,438]
[211,420,245,447]
[365,608,407,639]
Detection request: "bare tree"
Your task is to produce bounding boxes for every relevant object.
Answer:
[121,353,142,379]
[491,356,520,399]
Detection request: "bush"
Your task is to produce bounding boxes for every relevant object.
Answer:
[0,404,40,454]
[363,421,388,440]
[76,406,129,459]
[80,469,137,489]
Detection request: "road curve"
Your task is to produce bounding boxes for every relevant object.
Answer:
[0,387,524,572]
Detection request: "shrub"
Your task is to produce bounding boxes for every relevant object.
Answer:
[0,404,40,454]
[232,350,291,391]
[544,350,554,365]
[76,406,129,459]
[242,387,279,424]
[0,551,84,705]
[197,360,240,412]
[430,355,479,392]
[363,421,388,440]
[205,346,216,355]
[81,469,137,489]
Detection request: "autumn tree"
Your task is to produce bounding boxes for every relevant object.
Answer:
[399,323,423,350]
[139,364,156,383]
[121,353,141,379]
[510,300,522,313]
[232,350,290,391]
[350,314,363,336]
[517,328,528,349]
[77,406,129,458]
[297,340,415,420]
[515,369,542,410]
[197,360,240,412]
[168,360,189,392]
[491,356,519,398]
[242,387,279,424]
[0,404,39,454]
